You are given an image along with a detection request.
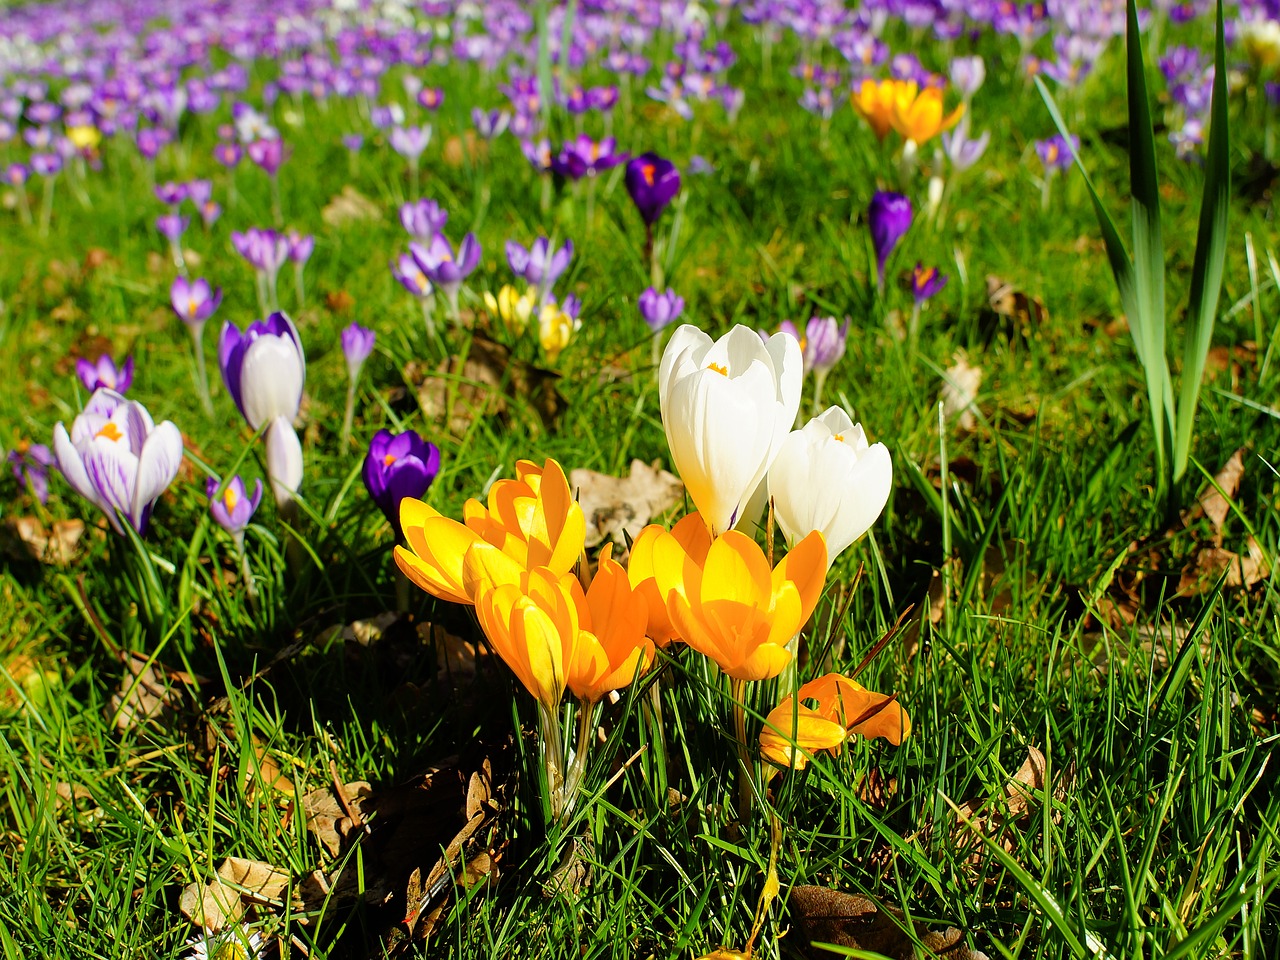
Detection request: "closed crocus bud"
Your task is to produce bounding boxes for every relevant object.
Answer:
[767,406,892,567]
[625,152,681,225]
[218,312,305,431]
[658,323,803,538]
[948,55,986,100]
[53,389,183,536]
[638,287,684,332]
[341,322,375,381]
[868,191,912,288]
[207,475,263,533]
[802,316,848,375]
[264,415,303,506]
[76,355,134,394]
[362,429,440,535]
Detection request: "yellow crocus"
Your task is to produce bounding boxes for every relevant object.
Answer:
[539,301,581,362]
[651,527,827,681]
[567,545,654,704]
[483,284,538,336]
[395,458,586,605]
[759,672,911,770]
[66,125,102,151]
[890,82,964,146]
[851,78,899,140]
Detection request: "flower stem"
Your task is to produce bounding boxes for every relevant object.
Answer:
[421,296,437,341]
[233,530,257,606]
[190,324,214,417]
[270,172,282,227]
[538,701,568,825]
[341,378,357,448]
[731,677,753,827]
[38,176,55,237]
[562,701,595,818]
[294,263,305,311]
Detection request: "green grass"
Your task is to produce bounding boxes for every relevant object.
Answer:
[1,11,1279,960]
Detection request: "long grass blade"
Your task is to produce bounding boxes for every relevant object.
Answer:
[1173,0,1231,480]
[1124,0,1173,476]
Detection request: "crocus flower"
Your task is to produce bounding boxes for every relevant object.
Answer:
[1035,134,1077,174]
[286,231,314,265]
[759,672,910,769]
[768,406,892,567]
[395,458,586,606]
[390,252,434,298]
[625,152,681,225]
[247,138,287,175]
[949,56,986,101]
[418,88,445,110]
[362,429,441,535]
[911,263,949,304]
[53,389,183,536]
[411,233,482,313]
[798,316,849,375]
[341,323,376,381]
[207,475,263,533]
[646,523,827,681]
[8,444,55,504]
[155,181,187,206]
[538,296,582,361]
[638,287,685,332]
[658,324,803,537]
[941,118,991,173]
[399,198,448,241]
[851,77,898,139]
[170,276,223,328]
[551,135,628,178]
[483,284,539,335]
[506,237,573,295]
[213,142,243,168]
[155,213,189,243]
[218,312,305,431]
[77,355,134,394]
[342,133,364,153]
[868,191,912,289]
[389,125,430,162]
[471,108,510,139]
[890,81,965,146]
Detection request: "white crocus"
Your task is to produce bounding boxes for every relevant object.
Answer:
[53,389,184,536]
[659,323,803,537]
[768,406,892,566]
[265,415,303,507]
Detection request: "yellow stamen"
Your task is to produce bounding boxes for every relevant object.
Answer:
[707,362,729,376]
[223,487,239,512]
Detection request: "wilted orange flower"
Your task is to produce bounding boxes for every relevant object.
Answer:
[649,527,827,681]
[395,458,586,605]
[759,672,911,769]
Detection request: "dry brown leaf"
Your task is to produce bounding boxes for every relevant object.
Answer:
[325,289,355,313]
[109,656,178,732]
[321,185,383,227]
[421,622,481,683]
[986,275,1047,332]
[940,353,983,431]
[1178,537,1270,595]
[788,885,988,960]
[3,516,85,566]
[243,738,296,797]
[179,857,291,931]
[1185,447,1246,535]
[569,459,684,548]
[303,780,376,858]
[441,132,483,166]
[952,746,1068,859]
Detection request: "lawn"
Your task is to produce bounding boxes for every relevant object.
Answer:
[0,1,1278,958]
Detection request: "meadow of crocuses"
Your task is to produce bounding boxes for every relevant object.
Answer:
[1,0,1279,957]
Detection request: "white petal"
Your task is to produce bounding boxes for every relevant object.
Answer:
[240,336,304,430]
[131,421,183,527]
[53,422,99,509]
[265,416,304,505]
[82,439,138,535]
[658,323,709,411]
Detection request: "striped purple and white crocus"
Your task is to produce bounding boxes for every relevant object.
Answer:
[53,389,184,536]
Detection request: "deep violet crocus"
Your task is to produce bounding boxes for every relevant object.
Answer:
[53,389,183,537]
[639,287,684,332]
[77,355,134,394]
[362,429,440,536]
[867,191,912,293]
[909,263,948,351]
[624,152,681,226]
[340,322,375,447]
[171,276,222,416]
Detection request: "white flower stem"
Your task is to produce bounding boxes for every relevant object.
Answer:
[340,378,357,448]
[190,324,214,417]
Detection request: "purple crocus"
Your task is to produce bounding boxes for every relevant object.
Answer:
[551,135,628,179]
[911,263,949,304]
[214,142,243,167]
[77,355,134,394]
[799,316,850,375]
[505,237,573,295]
[417,88,445,111]
[52,390,183,536]
[155,181,187,206]
[399,198,448,241]
[389,125,430,162]
[207,475,263,533]
[247,138,287,175]
[411,233,482,313]
[8,444,55,504]
[867,191,912,290]
[342,323,376,381]
[155,213,190,243]
[232,228,289,274]
[391,252,434,298]
[342,133,364,153]
[625,153,681,226]
[170,276,223,328]
[638,287,685,332]
[286,231,314,265]
[471,108,510,140]
[362,429,441,535]
[1035,134,1077,174]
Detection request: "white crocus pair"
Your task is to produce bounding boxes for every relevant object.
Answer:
[659,323,891,565]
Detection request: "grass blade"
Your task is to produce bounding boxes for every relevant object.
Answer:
[1173,0,1231,480]
[1124,0,1173,478]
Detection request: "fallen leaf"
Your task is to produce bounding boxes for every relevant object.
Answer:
[179,857,291,931]
[325,289,355,313]
[109,655,179,732]
[321,185,383,227]
[303,780,377,858]
[788,885,988,960]
[441,132,483,167]
[1184,447,1246,536]
[940,353,982,431]
[243,738,296,797]
[951,746,1069,859]
[2,516,85,566]
[981,274,1046,343]
[569,459,684,548]
[421,622,482,684]
[1178,537,1270,595]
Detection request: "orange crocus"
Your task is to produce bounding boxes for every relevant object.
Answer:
[567,545,654,704]
[626,513,712,646]
[889,81,964,146]
[395,458,586,605]
[759,672,911,769]
[851,77,899,140]
[650,528,827,681]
